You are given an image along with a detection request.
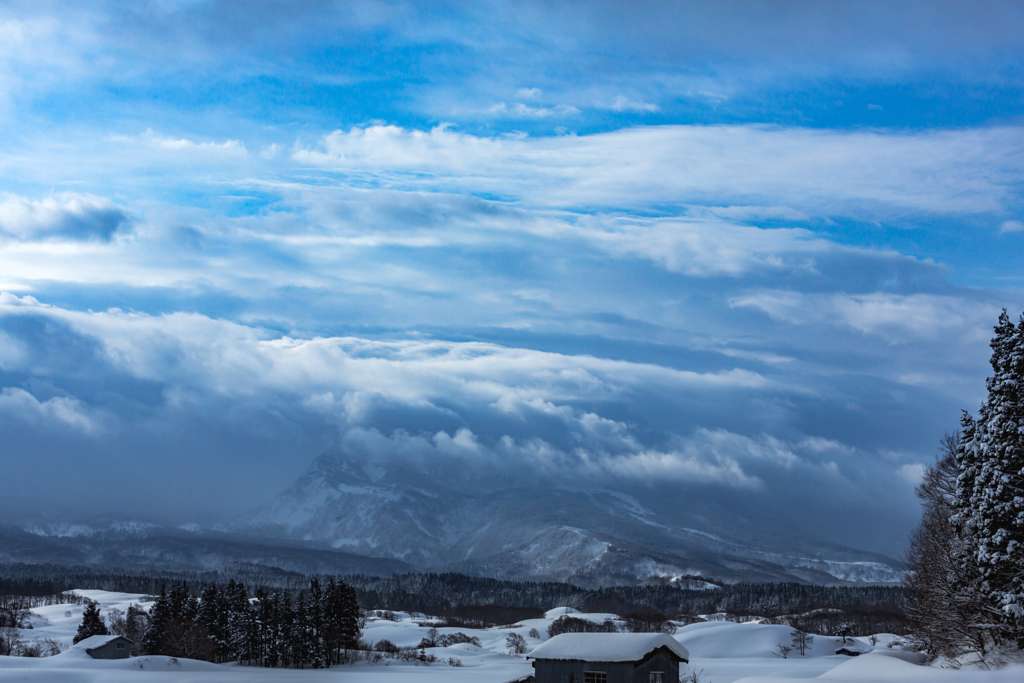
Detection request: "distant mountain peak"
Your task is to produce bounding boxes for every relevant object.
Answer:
[226,449,905,587]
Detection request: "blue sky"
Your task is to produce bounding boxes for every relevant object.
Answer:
[1,0,1023,556]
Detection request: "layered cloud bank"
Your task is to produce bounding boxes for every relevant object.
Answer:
[1,1,1023,559]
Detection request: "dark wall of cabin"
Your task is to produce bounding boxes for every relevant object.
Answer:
[87,638,131,659]
[534,659,634,683]
[533,650,682,683]
[633,649,680,682]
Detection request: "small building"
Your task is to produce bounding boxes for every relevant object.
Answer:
[528,633,689,683]
[835,640,870,657]
[76,634,134,659]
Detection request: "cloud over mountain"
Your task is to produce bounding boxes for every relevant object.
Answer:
[1,1,1022,565]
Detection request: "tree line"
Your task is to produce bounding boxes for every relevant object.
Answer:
[907,309,1024,664]
[1,563,909,635]
[345,572,907,626]
[74,578,362,668]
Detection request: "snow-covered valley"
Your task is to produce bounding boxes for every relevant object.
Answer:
[2,591,1020,683]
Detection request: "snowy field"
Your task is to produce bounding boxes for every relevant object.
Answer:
[2,591,1023,682]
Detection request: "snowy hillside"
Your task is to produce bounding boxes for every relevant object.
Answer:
[1,523,413,576]
[3,590,1023,683]
[226,450,904,586]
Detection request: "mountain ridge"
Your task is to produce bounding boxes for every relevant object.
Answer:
[225,449,904,586]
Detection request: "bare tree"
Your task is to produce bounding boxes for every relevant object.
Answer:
[774,642,792,659]
[506,632,528,655]
[0,627,21,656]
[106,608,127,636]
[790,629,813,656]
[905,432,997,660]
[680,666,706,683]
[161,620,215,661]
[422,627,439,647]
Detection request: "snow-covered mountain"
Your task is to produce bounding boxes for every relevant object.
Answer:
[226,450,904,586]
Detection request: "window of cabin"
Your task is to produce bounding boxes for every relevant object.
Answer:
[116,642,125,649]
[584,672,607,683]
[649,673,664,683]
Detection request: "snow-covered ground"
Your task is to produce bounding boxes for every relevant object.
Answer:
[3,591,1023,682]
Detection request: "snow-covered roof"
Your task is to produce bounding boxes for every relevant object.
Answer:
[835,640,871,653]
[528,633,689,663]
[73,634,131,650]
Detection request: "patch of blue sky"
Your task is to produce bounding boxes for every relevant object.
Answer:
[2,0,1024,546]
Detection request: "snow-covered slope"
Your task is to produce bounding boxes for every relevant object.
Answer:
[6,592,1023,683]
[227,450,904,586]
[1,523,413,576]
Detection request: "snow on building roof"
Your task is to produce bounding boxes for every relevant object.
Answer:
[72,634,131,650]
[528,633,689,663]
[835,640,871,654]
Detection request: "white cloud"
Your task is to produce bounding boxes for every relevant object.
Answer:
[0,299,768,411]
[573,217,829,276]
[488,102,580,117]
[608,96,659,113]
[0,330,26,368]
[0,387,98,432]
[731,290,999,342]
[293,124,1024,217]
[898,462,926,485]
[1000,220,1024,233]
[515,88,542,98]
[593,448,761,488]
[0,193,129,242]
[144,130,248,157]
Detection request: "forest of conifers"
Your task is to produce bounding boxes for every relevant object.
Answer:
[0,563,909,636]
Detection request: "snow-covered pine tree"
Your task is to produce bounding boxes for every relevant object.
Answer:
[142,585,171,655]
[72,601,109,644]
[224,579,252,664]
[197,583,228,662]
[954,310,1024,649]
[291,593,310,668]
[307,578,327,668]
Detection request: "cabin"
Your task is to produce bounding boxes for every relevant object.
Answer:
[76,634,134,659]
[528,633,689,683]
[834,640,870,657]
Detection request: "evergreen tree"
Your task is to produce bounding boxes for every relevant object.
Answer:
[307,578,326,668]
[124,604,148,654]
[224,579,252,664]
[142,585,171,655]
[291,593,310,668]
[168,582,190,621]
[953,310,1024,648]
[323,578,361,663]
[198,583,228,662]
[255,588,273,666]
[73,602,109,644]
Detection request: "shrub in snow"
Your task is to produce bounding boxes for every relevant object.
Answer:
[0,627,21,656]
[437,632,482,647]
[547,615,617,638]
[624,607,676,634]
[374,638,399,654]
